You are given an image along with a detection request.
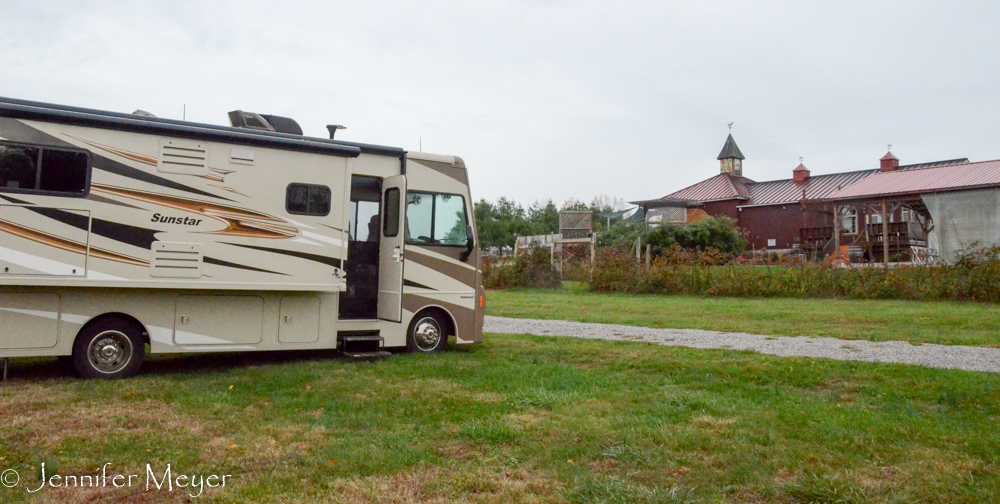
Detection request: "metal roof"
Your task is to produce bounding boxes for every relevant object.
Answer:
[717,134,745,160]
[665,159,972,207]
[742,169,876,206]
[628,197,694,208]
[665,174,751,202]
[825,159,1000,201]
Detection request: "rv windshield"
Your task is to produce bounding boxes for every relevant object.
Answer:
[405,191,468,246]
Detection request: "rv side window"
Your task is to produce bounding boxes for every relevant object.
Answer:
[286,183,331,216]
[383,188,400,237]
[405,191,468,246]
[0,141,90,196]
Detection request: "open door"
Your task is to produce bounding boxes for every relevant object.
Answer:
[377,175,406,322]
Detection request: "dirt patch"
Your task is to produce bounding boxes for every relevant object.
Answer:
[691,415,738,429]
[0,394,204,451]
[321,466,561,504]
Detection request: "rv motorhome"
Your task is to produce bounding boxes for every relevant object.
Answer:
[0,97,484,379]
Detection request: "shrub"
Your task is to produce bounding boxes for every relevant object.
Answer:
[589,247,1000,303]
[647,216,745,255]
[483,246,561,290]
[596,220,648,249]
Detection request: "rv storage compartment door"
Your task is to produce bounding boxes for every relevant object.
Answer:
[278,296,320,343]
[377,175,405,322]
[0,206,89,277]
[0,293,60,349]
[174,295,264,345]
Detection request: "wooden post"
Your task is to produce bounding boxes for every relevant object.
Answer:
[590,234,597,283]
[559,243,564,277]
[3,358,7,381]
[635,236,641,260]
[882,200,890,267]
[590,234,596,265]
[645,244,651,272]
[833,204,840,265]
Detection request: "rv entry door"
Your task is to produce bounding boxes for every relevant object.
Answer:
[377,175,406,322]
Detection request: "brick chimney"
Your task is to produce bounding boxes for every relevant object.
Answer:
[792,162,810,183]
[880,151,899,172]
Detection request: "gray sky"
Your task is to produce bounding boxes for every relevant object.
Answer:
[3,1,998,208]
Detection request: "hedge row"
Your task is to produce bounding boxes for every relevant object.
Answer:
[589,247,1000,303]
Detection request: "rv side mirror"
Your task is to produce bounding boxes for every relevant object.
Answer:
[460,225,475,262]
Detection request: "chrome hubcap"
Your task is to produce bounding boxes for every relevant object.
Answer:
[413,317,441,351]
[88,330,132,374]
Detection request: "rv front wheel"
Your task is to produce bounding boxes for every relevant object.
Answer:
[407,313,447,353]
[73,319,145,379]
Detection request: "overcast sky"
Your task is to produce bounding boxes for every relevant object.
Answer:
[2,1,998,208]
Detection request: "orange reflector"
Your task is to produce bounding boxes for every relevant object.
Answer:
[479,296,484,308]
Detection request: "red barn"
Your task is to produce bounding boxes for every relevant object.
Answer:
[634,134,971,259]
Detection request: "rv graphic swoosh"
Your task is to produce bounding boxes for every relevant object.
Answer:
[91,184,298,239]
[1,193,161,249]
[222,243,342,269]
[64,134,158,166]
[0,217,148,267]
[67,135,245,191]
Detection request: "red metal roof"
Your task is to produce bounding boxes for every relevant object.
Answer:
[742,169,875,206]
[826,159,1000,201]
[665,159,972,207]
[665,174,751,202]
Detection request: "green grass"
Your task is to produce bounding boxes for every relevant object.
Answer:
[2,338,999,503]
[487,286,1000,347]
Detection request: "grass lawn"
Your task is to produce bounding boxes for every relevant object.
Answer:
[486,285,1000,347]
[2,337,999,503]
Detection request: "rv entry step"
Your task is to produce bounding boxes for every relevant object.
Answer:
[337,331,391,359]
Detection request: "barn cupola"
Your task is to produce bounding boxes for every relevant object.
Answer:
[880,146,899,172]
[717,133,745,177]
[793,158,810,183]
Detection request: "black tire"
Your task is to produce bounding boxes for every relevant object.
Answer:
[56,355,74,373]
[72,318,145,379]
[406,312,447,353]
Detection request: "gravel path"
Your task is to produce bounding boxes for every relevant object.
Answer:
[485,316,1000,374]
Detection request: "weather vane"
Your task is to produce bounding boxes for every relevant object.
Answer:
[887,144,892,152]
[727,122,734,132]
[799,157,803,164]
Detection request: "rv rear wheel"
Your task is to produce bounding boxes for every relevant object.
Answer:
[407,313,447,353]
[72,318,145,379]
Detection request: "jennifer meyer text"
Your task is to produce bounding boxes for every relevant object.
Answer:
[1,462,231,498]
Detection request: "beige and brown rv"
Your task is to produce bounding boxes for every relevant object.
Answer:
[0,97,484,379]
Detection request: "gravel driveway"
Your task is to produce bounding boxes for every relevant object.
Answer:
[485,316,1000,374]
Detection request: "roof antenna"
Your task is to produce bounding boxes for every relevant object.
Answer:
[727,122,734,132]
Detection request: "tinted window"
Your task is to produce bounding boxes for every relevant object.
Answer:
[39,150,89,193]
[0,142,89,195]
[286,183,331,216]
[405,191,468,246]
[383,187,400,237]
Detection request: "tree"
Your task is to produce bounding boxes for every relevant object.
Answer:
[589,194,629,214]
[526,199,559,235]
[474,197,533,252]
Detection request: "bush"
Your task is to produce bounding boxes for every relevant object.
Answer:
[647,216,745,255]
[597,216,744,257]
[483,246,561,290]
[596,220,648,249]
[589,247,1000,303]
